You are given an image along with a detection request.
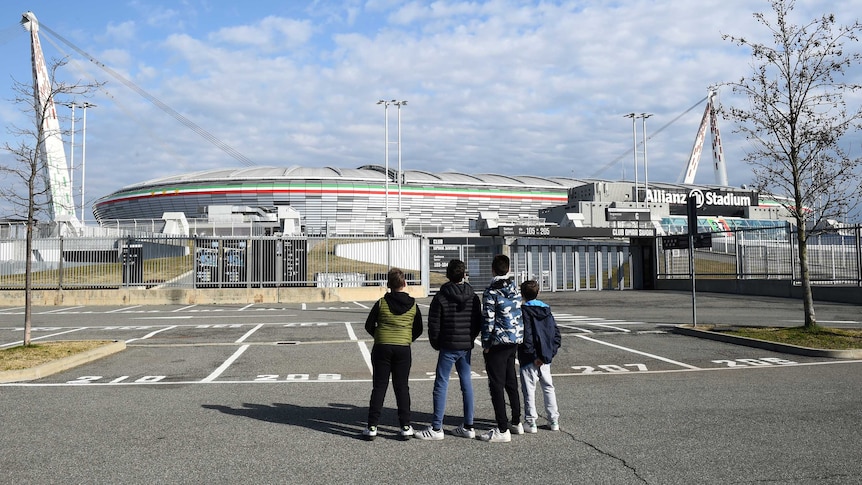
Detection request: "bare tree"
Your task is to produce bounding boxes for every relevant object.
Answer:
[0,58,101,345]
[722,0,862,329]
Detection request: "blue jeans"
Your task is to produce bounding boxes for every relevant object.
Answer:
[431,348,474,430]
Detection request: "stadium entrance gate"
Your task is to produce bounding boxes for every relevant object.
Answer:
[428,235,640,292]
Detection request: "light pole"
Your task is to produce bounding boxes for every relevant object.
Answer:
[80,102,95,222]
[393,100,407,212]
[61,102,77,211]
[376,99,394,216]
[62,101,95,220]
[640,113,653,205]
[625,113,638,207]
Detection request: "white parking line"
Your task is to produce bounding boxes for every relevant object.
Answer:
[106,305,142,313]
[173,305,197,313]
[239,304,254,311]
[344,322,358,341]
[132,314,296,320]
[202,345,249,382]
[0,327,87,348]
[358,341,373,375]
[576,334,701,370]
[236,324,263,343]
[125,326,177,343]
[345,321,373,374]
[38,306,84,314]
[6,360,862,387]
[590,323,631,333]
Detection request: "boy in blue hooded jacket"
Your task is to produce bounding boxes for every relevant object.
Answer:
[517,280,561,433]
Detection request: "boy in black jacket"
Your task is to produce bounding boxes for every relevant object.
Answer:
[517,280,561,433]
[414,259,482,440]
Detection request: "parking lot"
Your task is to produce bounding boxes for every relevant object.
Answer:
[2,290,861,484]
[2,293,847,386]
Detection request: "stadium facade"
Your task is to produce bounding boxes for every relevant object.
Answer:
[92,164,793,236]
[92,165,579,234]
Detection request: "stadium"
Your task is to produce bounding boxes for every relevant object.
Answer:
[92,165,581,234]
[91,164,792,236]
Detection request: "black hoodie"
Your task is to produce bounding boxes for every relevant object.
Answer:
[427,281,482,350]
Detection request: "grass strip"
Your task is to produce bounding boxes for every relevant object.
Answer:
[717,326,862,350]
[0,341,113,371]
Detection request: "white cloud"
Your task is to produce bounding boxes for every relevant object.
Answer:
[2,0,859,220]
[210,16,313,50]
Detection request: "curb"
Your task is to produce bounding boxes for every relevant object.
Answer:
[0,340,127,383]
[668,325,862,359]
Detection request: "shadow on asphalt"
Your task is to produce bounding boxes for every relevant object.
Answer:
[201,402,498,440]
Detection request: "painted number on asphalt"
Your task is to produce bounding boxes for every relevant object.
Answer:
[712,358,797,367]
[67,375,166,384]
[571,364,649,374]
[254,374,342,381]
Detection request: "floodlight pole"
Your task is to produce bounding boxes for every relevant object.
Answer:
[625,113,638,207]
[377,100,391,217]
[80,102,95,222]
[62,103,76,214]
[393,100,407,212]
[641,113,652,205]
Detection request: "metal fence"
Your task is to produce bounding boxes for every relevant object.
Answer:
[657,224,862,286]
[512,238,633,291]
[4,224,859,292]
[0,234,424,290]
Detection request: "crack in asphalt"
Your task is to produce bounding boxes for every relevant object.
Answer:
[567,431,650,484]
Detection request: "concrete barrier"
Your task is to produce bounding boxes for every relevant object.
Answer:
[0,285,427,306]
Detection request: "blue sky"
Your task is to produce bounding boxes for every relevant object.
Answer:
[0,0,859,222]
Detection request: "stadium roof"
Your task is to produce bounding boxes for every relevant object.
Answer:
[124,165,588,190]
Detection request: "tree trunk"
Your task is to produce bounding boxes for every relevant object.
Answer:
[795,220,817,329]
[24,216,32,346]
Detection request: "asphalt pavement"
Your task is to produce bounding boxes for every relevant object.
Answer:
[0,290,860,484]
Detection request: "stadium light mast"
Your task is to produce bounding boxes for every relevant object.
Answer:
[625,113,639,207]
[61,101,95,221]
[61,102,77,212]
[377,99,394,217]
[80,102,95,222]
[640,113,653,205]
[393,100,407,212]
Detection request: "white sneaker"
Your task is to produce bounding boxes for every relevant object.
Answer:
[549,420,560,431]
[413,426,444,441]
[510,422,524,435]
[451,425,476,439]
[399,425,415,440]
[479,428,511,443]
[525,421,538,434]
[362,426,377,441]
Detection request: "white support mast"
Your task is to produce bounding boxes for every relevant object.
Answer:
[708,92,728,186]
[21,11,79,228]
[680,90,728,186]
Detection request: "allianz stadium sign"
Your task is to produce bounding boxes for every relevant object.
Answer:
[642,188,758,216]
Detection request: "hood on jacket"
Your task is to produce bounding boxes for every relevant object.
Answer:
[524,299,549,308]
[439,281,476,311]
[523,303,553,319]
[384,291,416,315]
[489,276,518,299]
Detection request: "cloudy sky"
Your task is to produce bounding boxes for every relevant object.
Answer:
[0,0,859,222]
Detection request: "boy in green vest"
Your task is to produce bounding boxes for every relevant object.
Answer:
[362,268,423,441]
